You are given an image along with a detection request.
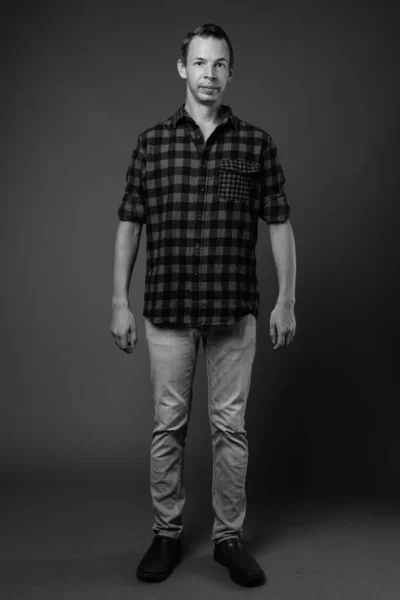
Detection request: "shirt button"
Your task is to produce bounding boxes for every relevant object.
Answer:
[200,187,205,192]
[197,214,201,220]
[195,242,199,247]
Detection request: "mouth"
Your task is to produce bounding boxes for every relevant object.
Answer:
[200,86,218,90]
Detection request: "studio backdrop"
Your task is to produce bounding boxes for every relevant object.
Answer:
[0,0,398,499]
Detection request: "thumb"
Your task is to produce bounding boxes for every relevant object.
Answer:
[128,324,137,349]
[121,331,129,349]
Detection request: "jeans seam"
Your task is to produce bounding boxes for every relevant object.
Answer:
[176,443,182,518]
[204,342,216,506]
[175,344,195,525]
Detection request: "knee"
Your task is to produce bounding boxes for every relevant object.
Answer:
[210,409,246,436]
[154,397,189,432]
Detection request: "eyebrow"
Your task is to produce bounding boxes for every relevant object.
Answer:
[192,57,228,62]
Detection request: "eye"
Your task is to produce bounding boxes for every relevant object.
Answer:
[194,61,203,66]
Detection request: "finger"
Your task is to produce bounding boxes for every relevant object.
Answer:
[120,332,129,351]
[272,326,279,349]
[270,323,276,344]
[274,331,286,350]
[131,334,137,350]
[279,330,286,346]
[129,327,138,351]
[129,326,137,349]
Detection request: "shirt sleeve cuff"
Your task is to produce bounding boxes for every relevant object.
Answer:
[262,190,291,224]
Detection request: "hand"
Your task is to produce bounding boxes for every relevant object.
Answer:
[270,300,296,350]
[110,306,138,354]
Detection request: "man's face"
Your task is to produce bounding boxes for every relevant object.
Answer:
[178,35,232,104]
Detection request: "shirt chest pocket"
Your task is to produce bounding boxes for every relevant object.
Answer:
[218,158,260,203]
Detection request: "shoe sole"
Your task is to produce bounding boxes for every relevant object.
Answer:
[214,554,267,587]
[136,569,172,583]
[136,550,182,583]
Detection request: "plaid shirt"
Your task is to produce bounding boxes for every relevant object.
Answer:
[118,103,291,328]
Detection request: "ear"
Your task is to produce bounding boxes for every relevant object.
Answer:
[177,58,187,80]
[227,67,233,82]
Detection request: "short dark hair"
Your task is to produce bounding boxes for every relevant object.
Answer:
[180,23,234,74]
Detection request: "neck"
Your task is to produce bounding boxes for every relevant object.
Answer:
[184,96,223,126]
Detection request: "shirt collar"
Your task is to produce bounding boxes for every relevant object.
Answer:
[169,103,240,131]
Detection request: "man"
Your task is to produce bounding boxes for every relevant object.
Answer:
[110,23,296,588]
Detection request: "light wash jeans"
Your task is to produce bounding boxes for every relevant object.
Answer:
[143,313,257,544]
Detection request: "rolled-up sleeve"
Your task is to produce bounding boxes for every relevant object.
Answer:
[260,136,291,224]
[118,135,147,223]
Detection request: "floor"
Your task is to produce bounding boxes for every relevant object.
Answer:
[1,472,399,600]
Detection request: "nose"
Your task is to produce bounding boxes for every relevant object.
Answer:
[204,64,216,79]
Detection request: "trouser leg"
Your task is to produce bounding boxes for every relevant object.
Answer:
[203,314,257,543]
[144,318,200,539]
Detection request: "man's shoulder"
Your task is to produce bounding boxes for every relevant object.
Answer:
[136,110,178,140]
[135,108,274,148]
[235,115,273,145]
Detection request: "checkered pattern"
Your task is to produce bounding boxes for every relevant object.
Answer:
[118,103,291,328]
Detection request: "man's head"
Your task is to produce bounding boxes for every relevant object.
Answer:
[177,23,234,105]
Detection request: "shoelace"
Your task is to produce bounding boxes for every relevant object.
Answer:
[226,539,243,550]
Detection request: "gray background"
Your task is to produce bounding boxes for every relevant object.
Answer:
[2,2,400,598]
[1,0,399,497]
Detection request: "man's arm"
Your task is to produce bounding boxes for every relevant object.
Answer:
[268,219,297,349]
[110,220,143,353]
[112,220,143,309]
[269,220,296,305]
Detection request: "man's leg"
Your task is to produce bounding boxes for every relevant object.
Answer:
[203,313,256,543]
[203,313,266,586]
[137,318,201,583]
[144,317,201,539]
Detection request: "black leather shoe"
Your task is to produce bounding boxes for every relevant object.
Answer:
[214,538,267,587]
[136,535,182,583]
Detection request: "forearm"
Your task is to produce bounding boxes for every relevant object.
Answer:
[268,220,296,305]
[112,220,142,309]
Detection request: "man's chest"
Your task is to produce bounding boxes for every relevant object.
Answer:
[144,130,262,178]
[144,137,263,224]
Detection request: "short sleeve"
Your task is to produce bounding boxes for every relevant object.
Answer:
[259,136,291,224]
[117,135,147,223]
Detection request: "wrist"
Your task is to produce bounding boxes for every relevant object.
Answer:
[112,297,130,310]
[277,295,295,306]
